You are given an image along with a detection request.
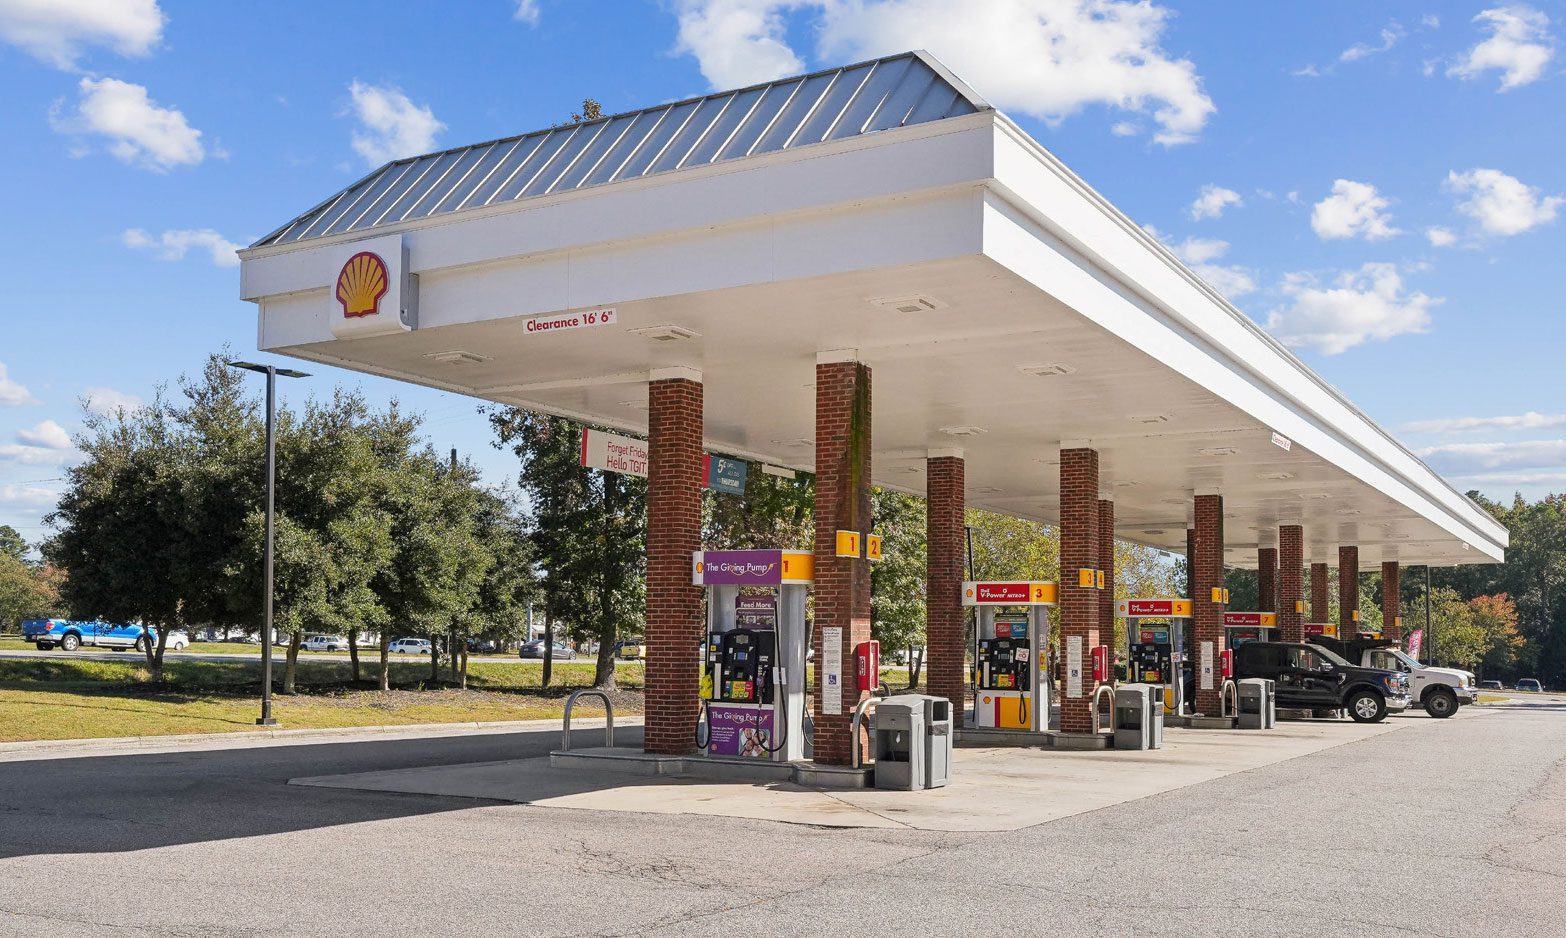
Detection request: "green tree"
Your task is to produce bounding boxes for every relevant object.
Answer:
[871,489,926,685]
[488,409,645,689]
[0,525,25,562]
[0,555,61,631]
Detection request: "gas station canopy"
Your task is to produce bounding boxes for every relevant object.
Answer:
[239,50,1505,569]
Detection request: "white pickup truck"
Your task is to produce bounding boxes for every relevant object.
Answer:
[1308,636,1475,718]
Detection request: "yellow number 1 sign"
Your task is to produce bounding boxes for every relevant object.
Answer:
[835,530,861,558]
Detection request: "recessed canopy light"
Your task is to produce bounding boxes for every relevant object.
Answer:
[870,294,947,314]
[1161,498,1187,506]
[770,438,814,447]
[629,324,699,342]
[972,486,1003,494]
[1018,363,1076,377]
[1197,446,1239,456]
[1111,479,1140,488]
[1258,471,1295,480]
[1336,508,1362,515]
[1144,529,1167,535]
[424,350,489,365]
[939,425,988,436]
[1131,414,1169,424]
[616,400,649,409]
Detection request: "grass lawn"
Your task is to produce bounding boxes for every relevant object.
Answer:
[0,655,645,743]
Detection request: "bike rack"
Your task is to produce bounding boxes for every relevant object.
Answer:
[1092,683,1116,733]
[561,689,615,751]
[850,695,881,770]
[1220,679,1239,718]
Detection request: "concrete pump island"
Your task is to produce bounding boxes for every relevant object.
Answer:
[241,51,1505,822]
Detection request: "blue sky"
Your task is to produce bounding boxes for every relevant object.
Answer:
[2,0,1564,547]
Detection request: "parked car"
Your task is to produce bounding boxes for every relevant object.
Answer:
[1308,635,1474,718]
[1480,679,1503,690]
[1232,640,1410,723]
[388,637,433,655]
[304,634,347,653]
[21,619,187,652]
[466,638,505,654]
[1517,678,1544,692]
[615,640,645,660]
[520,640,576,660]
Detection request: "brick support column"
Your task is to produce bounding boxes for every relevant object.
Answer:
[1058,448,1100,734]
[1339,546,1359,637]
[1193,493,1226,715]
[643,372,703,755]
[813,356,872,766]
[1279,526,1304,643]
[1310,562,1330,625]
[1257,547,1278,614]
[925,452,966,715]
[1098,496,1116,664]
[1382,561,1402,641]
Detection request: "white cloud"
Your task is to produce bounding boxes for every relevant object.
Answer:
[675,0,1216,145]
[514,1,541,25]
[0,362,36,406]
[1153,233,1256,298]
[1422,15,1441,30]
[1425,226,1458,247]
[346,81,444,167]
[1407,412,1566,434]
[1266,263,1439,355]
[53,76,204,171]
[1189,184,1242,220]
[1310,179,1401,240]
[1453,470,1566,487]
[1445,167,1562,236]
[0,0,164,70]
[16,420,70,450]
[1340,24,1404,63]
[1170,236,1228,264]
[81,386,142,415]
[1416,439,1566,472]
[0,484,59,509]
[0,443,73,466]
[121,228,241,267]
[1448,5,1555,90]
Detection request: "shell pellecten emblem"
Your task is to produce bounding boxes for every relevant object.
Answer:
[336,251,389,319]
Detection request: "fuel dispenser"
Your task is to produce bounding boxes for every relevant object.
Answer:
[1117,598,1192,715]
[692,550,812,762]
[963,580,1057,732]
[1223,611,1278,650]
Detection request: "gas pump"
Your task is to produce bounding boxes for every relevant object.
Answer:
[692,550,812,761]
[1223,611,1277,650]
[963,580,1057,732]
[1117,598,1192,715]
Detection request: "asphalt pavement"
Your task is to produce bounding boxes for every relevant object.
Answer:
[1,698,1562,937]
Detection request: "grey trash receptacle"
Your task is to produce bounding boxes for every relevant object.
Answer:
[1146,684,1165,748]
[872,695,925,791]
[1238,678,1268,729]
[1261,678,1277,728]
[920,695,953,789]
[1114,683,1155,750]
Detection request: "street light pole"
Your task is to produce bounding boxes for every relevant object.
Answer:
[228,361,308,726]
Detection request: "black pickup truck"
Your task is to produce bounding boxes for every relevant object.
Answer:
[1233,641,1412,723]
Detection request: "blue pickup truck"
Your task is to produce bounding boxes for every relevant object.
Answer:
[20,619,189,652]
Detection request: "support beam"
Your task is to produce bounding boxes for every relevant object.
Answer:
[1382,561,1402,641]
[925,452,966,715]
[812,357,872,766]
[1257,547,1277,614]
[643,373,704,755]
[1193,494,1226,715]
[1339,546,1359,638]
[1279,526,1304,643]
[1058,448,1100,734]
[1311,562,1330,625]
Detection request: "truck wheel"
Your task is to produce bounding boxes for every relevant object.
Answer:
[60,633,81,652]
[1424,687,1458,719]
[1348,690,1387,723]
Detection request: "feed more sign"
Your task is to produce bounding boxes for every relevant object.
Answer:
[580,429,748,493]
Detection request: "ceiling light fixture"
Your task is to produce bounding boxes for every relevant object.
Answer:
[1197,446,1239,456]
[1018,363,1076,377]
[939,425,988,436]
[870,294,947,314]
[424,350,490,365]
[629,324,699,342]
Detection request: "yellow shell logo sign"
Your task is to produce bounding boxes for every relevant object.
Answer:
[336,251,389,319]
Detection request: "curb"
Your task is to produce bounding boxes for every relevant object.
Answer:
[0,716,645,756]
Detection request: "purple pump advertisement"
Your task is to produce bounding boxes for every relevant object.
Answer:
[705,705,775,757]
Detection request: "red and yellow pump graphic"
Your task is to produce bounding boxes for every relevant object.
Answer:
[336,251,390,319]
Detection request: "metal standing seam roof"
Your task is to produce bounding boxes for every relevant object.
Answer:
[253,51,990,249]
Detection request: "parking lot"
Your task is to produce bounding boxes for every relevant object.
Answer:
[1,698,1561,937]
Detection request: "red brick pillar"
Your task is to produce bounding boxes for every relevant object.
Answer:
[1192,493,1225,715]
[1279,525,1304,643]
[1058,447,1100,734]
[1098,496,1115,662]
[925,450,965,715]
[1310,562,1330,625]
[1339,546,1359,637]
[1382,561,1401,641]
[1257,547,1278,614]
[813,354,872,766]
[643,370,704,755]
